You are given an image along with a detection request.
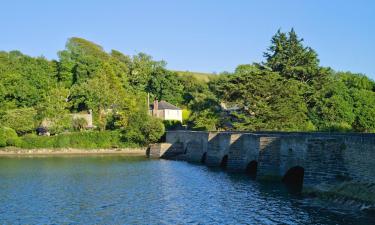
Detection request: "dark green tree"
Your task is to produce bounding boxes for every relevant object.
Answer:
[264,29,322,84]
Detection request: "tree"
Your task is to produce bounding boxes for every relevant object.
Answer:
[146,68,184,105]
[128,53,166,91]
[70,63,126,130]
[0,127,19,147]
[58,37,110,85]
[0,108,37,134]
[264,29,321,84]
[309,77,355,131]
[213,64,312,131]
[351,90,375,132]
[36,87,72,134]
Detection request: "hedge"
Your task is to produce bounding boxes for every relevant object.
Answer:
[16,131,138,149]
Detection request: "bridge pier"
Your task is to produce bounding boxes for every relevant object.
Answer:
[159,130,375,203]
[205,132,231,167]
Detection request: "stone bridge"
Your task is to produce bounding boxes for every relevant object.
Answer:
[149,131,375,198]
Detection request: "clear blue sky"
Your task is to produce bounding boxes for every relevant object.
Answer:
[1,0,374,79]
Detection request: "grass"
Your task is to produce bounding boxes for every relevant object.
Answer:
[174,70,218,83]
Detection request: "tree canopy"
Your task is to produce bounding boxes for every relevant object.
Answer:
[0,29,374,144]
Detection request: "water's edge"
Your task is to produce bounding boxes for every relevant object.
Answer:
[0,147,146,156]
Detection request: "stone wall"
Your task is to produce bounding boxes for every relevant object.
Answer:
[227,133,259,172]
[71,110,93,128]
[147,143,184,159]
[163,131,375,196]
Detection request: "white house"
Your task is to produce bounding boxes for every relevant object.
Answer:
[150,100,182,122]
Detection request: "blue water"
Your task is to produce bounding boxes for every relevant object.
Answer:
[0,156,373,225]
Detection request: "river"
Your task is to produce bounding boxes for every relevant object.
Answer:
[0,156,373,224]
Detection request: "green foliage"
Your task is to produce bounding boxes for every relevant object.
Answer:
[0,108,37,134]
[338,72,374,91]
[212,64,311,131]
[175,70,216,83]
[264,29,322,84]
[36,87,72,134]
[351,88,375,132]
[163,120,183,130]
[18,131,131,149]
[1,32,374,141]
[188,109,220,131]
[146,68,184,105]
[72,118,88,131]
[0,51,56,109]
[310,77,355,131]
[129,53,166,90]
[182,109,191,123]
[0,127,20,147]
[121,112,165,145]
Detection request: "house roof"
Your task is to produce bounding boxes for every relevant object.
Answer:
[153,100,181,110]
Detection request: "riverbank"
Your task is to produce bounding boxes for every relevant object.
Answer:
[0,147,146,156]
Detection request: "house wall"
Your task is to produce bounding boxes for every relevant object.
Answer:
[164,109,182,122]
[153,110,165,119]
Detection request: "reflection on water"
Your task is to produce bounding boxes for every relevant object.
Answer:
[0,156,373,224]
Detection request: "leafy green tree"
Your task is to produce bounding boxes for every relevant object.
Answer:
[0,51,56,109]
[129,53,166,90]
[213,64,312,131]
[187,91,221,131]
[0,127,20,147]
[309,77,355,131]
[58,37,110,85]
[36,87,71,134]
[116,95,165,144]
[0,108,37,134]
[70,63,126,130]
[351,89,375,132]
[146,68,184,105]
[338,72,374,91]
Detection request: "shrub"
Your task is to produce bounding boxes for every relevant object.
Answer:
[122,114,165,145]
[0,108,37,135]
[163,120,183,130]
[72,118,88,131]
[0,127,20,147]
[17,131,130,149]
[182,109,191,124]
[321,122,353,132]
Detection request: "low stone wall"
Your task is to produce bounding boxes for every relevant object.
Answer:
[147,143,184,159]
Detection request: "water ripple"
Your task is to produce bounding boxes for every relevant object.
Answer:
[0,156,374,225]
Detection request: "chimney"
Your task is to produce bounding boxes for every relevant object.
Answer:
[153,99,158,117]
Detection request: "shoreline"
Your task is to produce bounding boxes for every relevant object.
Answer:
[0,147,147,156]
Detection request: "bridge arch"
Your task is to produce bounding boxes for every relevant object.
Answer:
[282,166,304,193]
[184,140,205,163]
[220,155,229,169]
[246,160,258,178]
[201,152,207,164]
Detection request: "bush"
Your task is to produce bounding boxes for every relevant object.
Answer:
[163,120,183,130]
[72,118,88,131]
[182,109,191,124]
[0,108,37,135]
[320,122,353,132]
[17,131,131,149]
[0,127,20,147]
[122,114,165,145]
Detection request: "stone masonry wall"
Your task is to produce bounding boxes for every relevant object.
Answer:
[164,131,375,192]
